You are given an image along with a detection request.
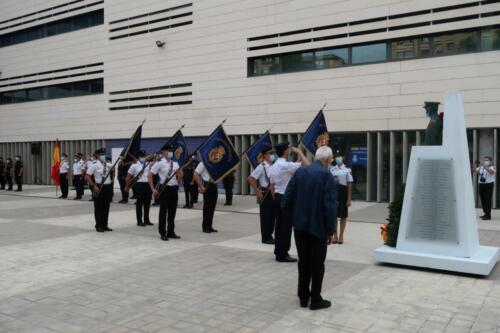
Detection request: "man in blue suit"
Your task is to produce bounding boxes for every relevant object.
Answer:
[282,146,338,310]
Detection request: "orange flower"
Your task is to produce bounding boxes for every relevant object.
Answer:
[380,224,389,244]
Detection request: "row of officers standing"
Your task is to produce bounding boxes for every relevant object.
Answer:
[0,156,24,191]
[54,142,354,251]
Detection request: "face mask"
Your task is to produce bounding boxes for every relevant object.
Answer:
[335,157,343,165]
[167,152,174,159]
[270,154,277,163]
[74,159,78,162]
[484,160,491,167]
[139,157,145,163]
[100,155,106,162]
[15,157,19,161]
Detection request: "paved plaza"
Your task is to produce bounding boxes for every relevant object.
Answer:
[0,186,499,333]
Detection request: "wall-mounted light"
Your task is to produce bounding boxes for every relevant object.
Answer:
[156,40,166,48]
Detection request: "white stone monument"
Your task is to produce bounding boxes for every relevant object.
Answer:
[374,91,499,275]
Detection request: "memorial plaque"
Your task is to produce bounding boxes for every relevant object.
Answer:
[406,158,458,243]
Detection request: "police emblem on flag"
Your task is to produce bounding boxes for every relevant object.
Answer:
[256,152,265,164]
[208,146,225,164]
[316,132,330,148]
[174,146,184,160]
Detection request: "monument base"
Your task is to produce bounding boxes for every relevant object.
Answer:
[374,245,499,276]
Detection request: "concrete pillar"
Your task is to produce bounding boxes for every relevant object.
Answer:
[389,131,395,202]
[416,131,421,146]
[377,132,383,203]
[473,129,478,206]
[366,132,373,202]
[402,131,409,183]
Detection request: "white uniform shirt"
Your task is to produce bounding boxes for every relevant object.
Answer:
[477,166,496,184]
[72,160,83,175]
[86,160,113,185]
[128,161,151,183]
[270,158,301,195]
[195,162,211,182]
[59,160,69,174]
[151,158,179,186]
[250,161,273,188]
[330,164,354,186]
[85,160,94,173]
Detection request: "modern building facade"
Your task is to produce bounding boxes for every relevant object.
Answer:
[1,0,499,204]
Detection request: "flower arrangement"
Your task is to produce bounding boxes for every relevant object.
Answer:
[383,184,405,247]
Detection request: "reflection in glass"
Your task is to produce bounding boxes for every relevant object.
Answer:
[391,39,419,60]
[481,27,500,51]
[432,31,478,56]
[315,48,348,69]
[252,56,282,75]
[282,52,315,72]
[351,43,387,64]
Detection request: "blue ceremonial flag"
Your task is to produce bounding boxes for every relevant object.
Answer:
[165,129,189,166]
[245,131,272,169]
[120,123,143,165]
[301,108,329,155]
[198,125,240,183]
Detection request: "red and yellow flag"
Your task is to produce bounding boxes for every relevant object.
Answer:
[51,139,61,186]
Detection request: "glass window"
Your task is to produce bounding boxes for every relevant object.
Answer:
[0,34,11,47]
[481,27,500,51]
[351,43,387,64]
[0,92,13,105]
[390,39,419,60]
[73,14,90,30]
[282,52,315,72]
[90,79,103,94]
[55,18,73,34]
[432,31,478,56]
[419,37,432,57]
[13,90,27,103]
[73,81,90,96]
[315,48,348,69]
[46,22,58,36]
[90,10,104,26]
[252,56,282,75]
[12,31,27,44]
[27,88,43,101]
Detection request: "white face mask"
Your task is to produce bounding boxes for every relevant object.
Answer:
[484,160,491,167]
[15,157,19,161]
[139,157,145,163]
[167,152,174,159]
[100,155,106,162]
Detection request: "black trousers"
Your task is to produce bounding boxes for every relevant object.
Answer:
[294,230,327,302]
[73,175,84,198]
[135,182,152,224]
[93,184,113,230]
[183,181,194,206]
[223,176,234,204]
[202,182,218,231]
[0,173,5,189]
[7,176,13,190]
[118,177,128,202]
[15,175,22,191]
[259,189,275,242]
[274,193,293,258]
[159,186,178,236]
[479,182,494,218]
[60,173,68,197]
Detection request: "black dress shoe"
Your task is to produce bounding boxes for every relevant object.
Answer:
[183,204,188,208]
[300,299,309,308]
[161,235,169,241]
[188,204,193,208]
[276,256,297,263]
[203,229,211,233]
[208,228,218,233]
[480,215,486,218]
[103,227,113,232]
[59,196,67,199]
[152,202,160,206]
[137,222,145,227]
[482,216,491,220]
[167,233,180,239]
[144,221,154,226]
[310,299,331,310]
[262,239,275,245]
[96,228,105,233]
[224,203,232,206]
[73,197,81,200]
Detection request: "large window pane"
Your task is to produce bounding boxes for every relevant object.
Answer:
[390,39,419,60]
[73,81,90,96]
[73,14,90,30]
[352,43,387,64]
[315,48,348,69]
[432,31,478,56]
[90,79,103,94]
[252,56,282,75]
[282,52,315,72]
[0,92,13,105]
[27,88,43,101]
[13,90,27,103]
[481,27,500,51]
[90,10,104,26]
[419,37,432,57]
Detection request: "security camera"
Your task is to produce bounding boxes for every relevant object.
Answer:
[156,40,165,48]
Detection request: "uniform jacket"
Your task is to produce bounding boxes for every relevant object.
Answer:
[281,160,338,240]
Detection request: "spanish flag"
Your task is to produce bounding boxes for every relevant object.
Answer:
[51,139,61,186]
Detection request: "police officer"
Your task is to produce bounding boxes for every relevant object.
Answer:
[83,154,95,201]
[117,159,130,204]
[59,153,69,199]
[193,159,219,233]
[149,144,183,241]
[247,147,277,244]
[329,153,353,244]
[475,156,496,220]
[182,155,197,208]
[72,153,85,200]
[14,155,23,192]
[0,157,5,190]
[270,142,309,262]
[126,149,154,227]
[85,148,114,232]
[223,170,235,206]
[5,158,13,191]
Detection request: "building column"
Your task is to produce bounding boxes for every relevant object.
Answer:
[416,131,421,146]
[389,132,396,202]
[473,129,478,206]
[402,131,409,183]
[366,132,372,202]
[377,132,383,203]
[494,129,498,209]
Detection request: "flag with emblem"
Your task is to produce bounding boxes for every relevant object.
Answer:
[198,125,240,183]
[164,130,189,166]
[301,108,329,155]
[50,139,61,186]
[244,131,272,169]
[119,123,143,165]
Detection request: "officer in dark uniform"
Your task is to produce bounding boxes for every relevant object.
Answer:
[223,170,235,206]
[0,157,5,190]
[5,158,13,191]
[14,155,23,192]
[182,155,196,208]
[117,160,130,203]
[126,149,153,227]
[193,158,219,233]
[85,148,114,232]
